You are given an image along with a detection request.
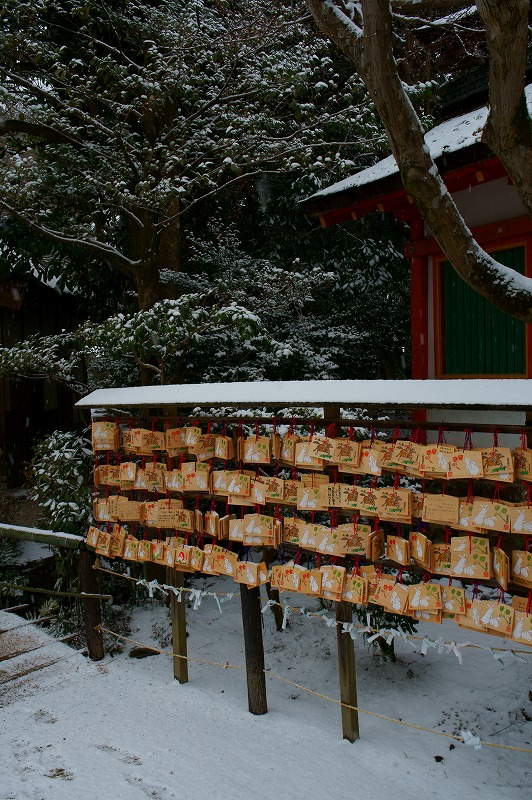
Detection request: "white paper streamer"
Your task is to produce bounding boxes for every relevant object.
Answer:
[127,575,528,668]
[395,629,417,649]
[341,622,358,640]
[359,613,373,636]
[261,599,276,615]
[136,578,168,598]
[163,585,183,602]
[489,647,527,666]
[379,628,417,648]
[210,592,222,613]
[442,640,470,665]
[282,605,292,630]
[189,588,204,610]
[461,730,482,750]
[135,578,152,596]
[421,636,437,655]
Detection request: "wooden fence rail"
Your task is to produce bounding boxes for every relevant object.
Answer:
[0,523,104,661]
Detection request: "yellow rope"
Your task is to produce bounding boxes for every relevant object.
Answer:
[96,565,532,656]
[98,625,532,754]
[94,565,238,598]
[262,672,532,753]
[97,626,244,669]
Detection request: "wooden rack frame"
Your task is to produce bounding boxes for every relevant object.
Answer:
[93,412,532,437]
[79,379,532,742]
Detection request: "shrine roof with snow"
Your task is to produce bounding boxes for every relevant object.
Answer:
[300,84,532,225]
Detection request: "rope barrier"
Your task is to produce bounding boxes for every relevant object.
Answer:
[94,564,238,598]
[95,566,532,657]
[97,624,532,754]
[97,626,244,669]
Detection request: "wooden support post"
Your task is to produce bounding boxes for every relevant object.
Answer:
[325,403,360,740]
[78,548,104,661]
[263,547,283,631]
[167,567,188,684]
[239,584,267,715]
[335,600,360,742]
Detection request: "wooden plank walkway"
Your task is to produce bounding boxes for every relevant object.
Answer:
[0,611,83,704]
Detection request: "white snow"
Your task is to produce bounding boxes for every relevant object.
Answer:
[76,378,532,410]
[0,581,530,800]
[308,84,532,200]
[0,522,84,546]
[11,540,53,564]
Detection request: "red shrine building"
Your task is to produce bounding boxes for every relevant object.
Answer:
[301,84,532,389]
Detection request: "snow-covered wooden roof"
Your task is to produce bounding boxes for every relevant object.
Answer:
[301,84,532,221]
[76,379,531,411]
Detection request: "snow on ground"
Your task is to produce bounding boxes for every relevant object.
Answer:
[11,540,53,564]
[1,576,531,800]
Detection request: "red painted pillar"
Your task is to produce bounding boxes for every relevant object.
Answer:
[407,216,429,429]
[407,217,429,380]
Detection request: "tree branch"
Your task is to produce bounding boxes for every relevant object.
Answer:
[119,206,146,230]
[1,69,63,110]
[305,0,364,62]
[306,0,532,321]
[0,199,140,276]
[476,0,532,218]
[0,117,82,148]
[3,69,138,153]
[391,0,472,11]
[130,354,162,375]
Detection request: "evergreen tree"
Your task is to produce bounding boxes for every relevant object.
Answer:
[0,0,411,388]
[1,0,382,310]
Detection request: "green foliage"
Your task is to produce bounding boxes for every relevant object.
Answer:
[0,332,84,390]
[30,430,93,534]
[0,537,20,569]
[0,0,411,390]
[81,292,262,385]
[0,492,26,599]
[0,0,383,306]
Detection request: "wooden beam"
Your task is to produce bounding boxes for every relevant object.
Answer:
[0,581,110,601]
[167,567,189,684]
[335,600,360,742]
[91,414,532,434]
[263,547,283,631]
[408,214,532,257]
[410,218,429,380]
[323,404,341,431]
[1,603,30,613]
[239,584,267,715]
[78,548,104,661]
[0,522,84,550]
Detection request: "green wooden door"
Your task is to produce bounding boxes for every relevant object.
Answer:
[441,246,526,375]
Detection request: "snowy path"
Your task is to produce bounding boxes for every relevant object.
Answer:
[0,580,530,800]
